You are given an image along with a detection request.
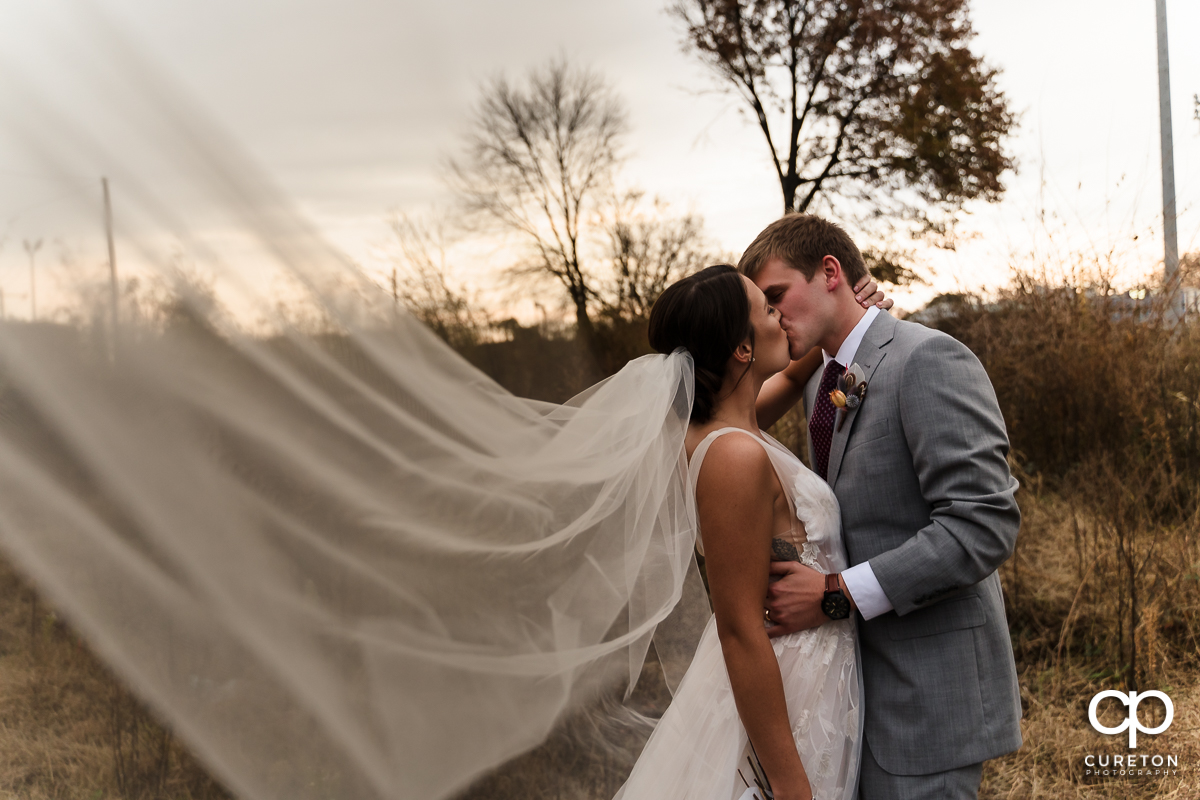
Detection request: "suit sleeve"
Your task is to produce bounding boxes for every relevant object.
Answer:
[867,334,1020,616]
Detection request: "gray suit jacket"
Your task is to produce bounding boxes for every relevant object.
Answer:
[804,311,1022,775]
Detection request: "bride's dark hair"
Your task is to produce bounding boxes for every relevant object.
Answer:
[648,264,755,423]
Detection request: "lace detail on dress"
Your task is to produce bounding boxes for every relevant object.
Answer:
[814,747,834,783]
[792,708,812,739]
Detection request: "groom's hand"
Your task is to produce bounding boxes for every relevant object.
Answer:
[764,561,827,637]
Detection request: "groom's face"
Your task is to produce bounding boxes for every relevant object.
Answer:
[753,256,829,360]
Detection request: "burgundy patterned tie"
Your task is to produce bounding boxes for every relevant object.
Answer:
[809,359,843,480]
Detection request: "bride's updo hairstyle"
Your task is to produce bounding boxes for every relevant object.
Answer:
[648,264,754,423]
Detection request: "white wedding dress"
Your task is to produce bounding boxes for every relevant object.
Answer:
[615,428,862,800]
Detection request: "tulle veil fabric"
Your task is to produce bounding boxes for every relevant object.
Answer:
[0,7,711,799]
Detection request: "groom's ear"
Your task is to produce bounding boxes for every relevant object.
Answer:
[821,255,844,292]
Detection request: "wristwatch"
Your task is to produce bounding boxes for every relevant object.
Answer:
[821,573,851,620]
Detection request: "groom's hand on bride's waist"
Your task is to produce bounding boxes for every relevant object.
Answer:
[764,562,856,638]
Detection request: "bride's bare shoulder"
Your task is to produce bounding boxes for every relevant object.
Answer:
[691,430,778,498]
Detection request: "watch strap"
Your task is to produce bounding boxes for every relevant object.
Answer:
[825,572,840,593]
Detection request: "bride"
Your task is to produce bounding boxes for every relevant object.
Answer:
[615,265,864,800]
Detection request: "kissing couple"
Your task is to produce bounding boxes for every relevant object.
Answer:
[614,213,1023,800]
[0,213,1023,800]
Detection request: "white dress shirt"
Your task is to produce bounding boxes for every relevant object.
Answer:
[819,306,894,620]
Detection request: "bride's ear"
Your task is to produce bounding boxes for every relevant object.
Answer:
[733,340,754,365]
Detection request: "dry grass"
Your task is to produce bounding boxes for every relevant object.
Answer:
[0,559,230,800]
[981,675,1200,800]
[980,489,1200,799]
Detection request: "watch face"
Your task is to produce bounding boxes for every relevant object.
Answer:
[822,592,851,620]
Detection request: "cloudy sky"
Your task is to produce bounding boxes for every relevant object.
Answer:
[0,0,1197,318]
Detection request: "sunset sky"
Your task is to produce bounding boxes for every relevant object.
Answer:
[0,0,1197,318]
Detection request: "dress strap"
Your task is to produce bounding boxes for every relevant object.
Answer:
[687,427,801,556]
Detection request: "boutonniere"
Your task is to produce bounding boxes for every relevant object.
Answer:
[829,362,867,432]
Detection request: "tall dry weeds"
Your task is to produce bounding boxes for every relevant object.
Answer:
[932,272,1200,690]
[927,272,1200,798]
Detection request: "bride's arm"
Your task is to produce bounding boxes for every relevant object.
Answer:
[695,435,812,800]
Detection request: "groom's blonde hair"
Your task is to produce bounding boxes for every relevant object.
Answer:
[738,214,867,285]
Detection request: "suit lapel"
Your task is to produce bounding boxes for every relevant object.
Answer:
[826,312,897,487]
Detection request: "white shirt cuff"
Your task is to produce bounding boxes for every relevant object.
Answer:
[841,561,893,621]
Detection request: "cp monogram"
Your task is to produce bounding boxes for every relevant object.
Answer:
[1088,690,1174,748]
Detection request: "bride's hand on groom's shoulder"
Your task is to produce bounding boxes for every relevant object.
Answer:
[764,561,828,637]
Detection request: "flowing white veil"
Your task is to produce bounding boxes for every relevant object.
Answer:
[0,6,711,799]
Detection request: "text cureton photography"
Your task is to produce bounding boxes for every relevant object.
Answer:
[1082,753,1180,780]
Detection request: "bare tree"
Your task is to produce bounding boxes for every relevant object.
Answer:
[672,0,1016,239]
[388,215,488,350]
[451,58,627,358]
[600,192,716,321]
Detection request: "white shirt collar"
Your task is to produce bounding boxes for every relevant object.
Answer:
[822,305,881,368]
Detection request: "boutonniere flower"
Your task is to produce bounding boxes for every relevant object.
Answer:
[829,362,867,432]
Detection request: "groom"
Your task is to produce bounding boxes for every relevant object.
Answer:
[743,215,1022,799]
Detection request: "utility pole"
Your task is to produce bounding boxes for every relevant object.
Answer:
[1155,0,1179,287]
[23,238,42,321]
[103,177,119,345]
